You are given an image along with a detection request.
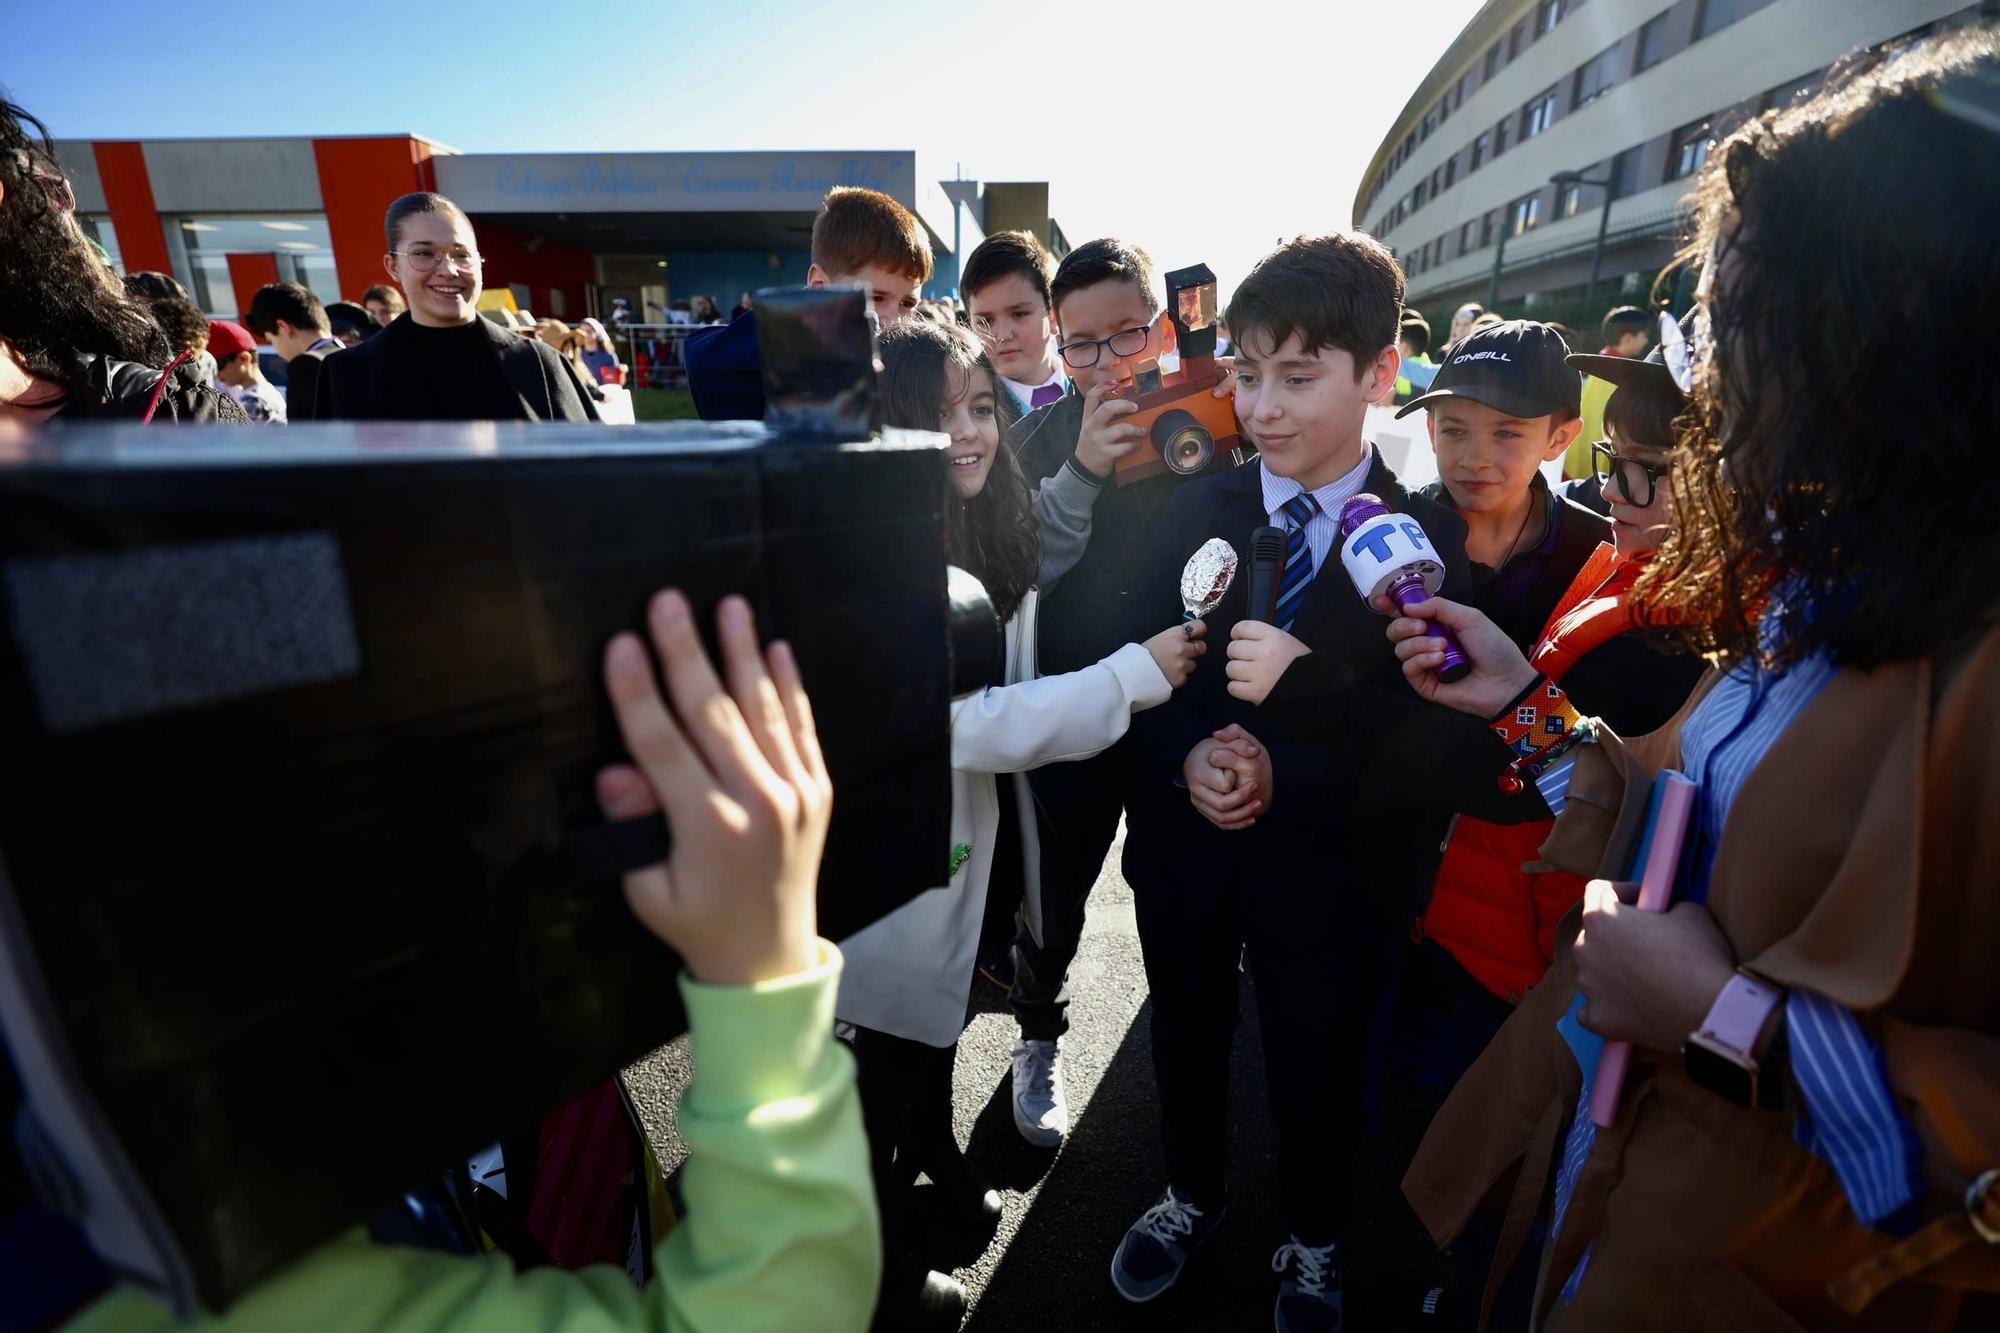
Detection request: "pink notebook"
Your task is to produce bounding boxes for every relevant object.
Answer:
[1588,769,1697,1127]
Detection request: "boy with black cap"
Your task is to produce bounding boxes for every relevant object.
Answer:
[1397,320,1609,649]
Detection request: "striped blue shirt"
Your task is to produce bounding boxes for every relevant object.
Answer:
[1258,449,1375,580]
[1550,639,1924,1300]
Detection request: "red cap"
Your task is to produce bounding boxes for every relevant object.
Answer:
[207,320,257,361]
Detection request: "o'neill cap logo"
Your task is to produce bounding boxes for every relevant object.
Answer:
[1452,350,1513,364]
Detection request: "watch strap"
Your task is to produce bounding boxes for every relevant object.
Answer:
[1698,971,1785,1056]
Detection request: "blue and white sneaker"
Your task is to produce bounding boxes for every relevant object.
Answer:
[1272,1236,1344,1332]
[1110,1186,1224,1302]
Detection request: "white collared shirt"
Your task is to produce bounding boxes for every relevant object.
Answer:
[1000,365,1067,414]
[1258,447,1375,579]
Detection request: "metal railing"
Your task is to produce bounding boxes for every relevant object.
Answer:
[611,323,721,391]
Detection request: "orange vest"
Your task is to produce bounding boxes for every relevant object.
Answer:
[1419,544,1642,1001]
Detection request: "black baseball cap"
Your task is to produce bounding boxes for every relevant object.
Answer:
[1395,319,1581,420]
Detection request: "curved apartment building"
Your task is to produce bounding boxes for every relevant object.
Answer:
[1356,0,1983,331]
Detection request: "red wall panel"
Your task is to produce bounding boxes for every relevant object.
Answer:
[224,253,282,324]
[473,221,596,321]
[311,137,439,301]
[91,142,172,274]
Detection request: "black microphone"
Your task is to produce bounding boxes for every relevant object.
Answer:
[1245,525,1286,624]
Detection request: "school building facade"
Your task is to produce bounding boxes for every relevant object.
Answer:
[51,136,1067,323]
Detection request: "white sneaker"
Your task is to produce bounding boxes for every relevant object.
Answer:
[1010,1038,1068,1147]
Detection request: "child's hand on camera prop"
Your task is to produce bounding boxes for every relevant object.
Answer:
[1074,378,1146,476]
[1144,618,1207,688]
[596,590,832,986]
[1224,620,1310,705]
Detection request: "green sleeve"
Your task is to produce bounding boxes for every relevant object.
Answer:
[69,942,880,1333]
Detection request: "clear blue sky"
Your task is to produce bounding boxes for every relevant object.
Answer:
[9,0,1483,298]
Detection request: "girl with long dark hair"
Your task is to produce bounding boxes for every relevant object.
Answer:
[0,96,242,424]
[1392,31,2000,1328]
[836,319,1204,1328]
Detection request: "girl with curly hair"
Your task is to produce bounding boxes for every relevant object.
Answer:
[1393,28,2000,1330]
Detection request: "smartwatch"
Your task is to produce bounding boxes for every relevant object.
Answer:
[1683,970,1786,1110]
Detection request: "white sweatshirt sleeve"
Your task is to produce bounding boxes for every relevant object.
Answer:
[948,642,1172,774]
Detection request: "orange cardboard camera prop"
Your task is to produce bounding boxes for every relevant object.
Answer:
[1108,263,1240,486]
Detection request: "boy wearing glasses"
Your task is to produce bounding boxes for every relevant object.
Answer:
[1002,239,1239,1153]
[313,192,599,422]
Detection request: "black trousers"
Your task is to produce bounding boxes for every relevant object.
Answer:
[1132,849,1394,1247]
[1010,746,1127,1042]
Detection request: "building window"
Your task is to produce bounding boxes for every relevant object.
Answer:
[1634,11,1669,73]
[1405,130,1418,159]
[1495,115,1512,157]
[1521,87,1558,139]
[1481,211,1497,248]
[79,215,123,274]
[1421,109,1437,142]
[1431,166,1443,196]
[1461,220,1478,252]
[1555,179,1582,218]
[1668,120,1712,181]
[1444,156,1457,188]
[1609,145,1643,200]
[1759,69,1820,111]
[1509,20,1527,60]
[1508,192,1540,236]
[172,214,338,316]
[1536,0,1565,37]
[1413,180,1427,209]
[1471,132,1489,171]
[1693,0,1740,42]
[1485,42,1501,79]
[1572,44,1618,107]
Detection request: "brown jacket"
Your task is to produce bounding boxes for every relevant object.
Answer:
[1404,623,2000,1331]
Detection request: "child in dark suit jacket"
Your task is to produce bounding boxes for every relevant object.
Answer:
[1110,234,1541,1331]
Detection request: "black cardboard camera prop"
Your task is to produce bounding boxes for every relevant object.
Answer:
[0,419,981,1314]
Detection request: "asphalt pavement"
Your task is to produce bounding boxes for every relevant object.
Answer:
[624,820,1454,1331]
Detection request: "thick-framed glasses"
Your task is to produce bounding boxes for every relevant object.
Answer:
[392,247,482,273]
[1591,439,1666,507]
[1057,323,1150,370]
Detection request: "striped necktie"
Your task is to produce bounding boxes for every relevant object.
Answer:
[1273,492,1322,631]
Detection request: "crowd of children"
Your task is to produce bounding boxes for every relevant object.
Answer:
[4,24,1998,1333]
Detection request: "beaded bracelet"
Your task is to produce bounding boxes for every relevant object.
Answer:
[1488,675,1597,794]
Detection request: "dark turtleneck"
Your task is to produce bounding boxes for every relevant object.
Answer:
[374,316,525,421]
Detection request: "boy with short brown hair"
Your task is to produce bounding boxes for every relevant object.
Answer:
[961,230,1062,413]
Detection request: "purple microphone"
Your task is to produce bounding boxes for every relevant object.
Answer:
[1336,493,1471,683]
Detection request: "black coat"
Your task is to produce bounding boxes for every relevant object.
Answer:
[313,315,600,422]
[1120,448,1546,915]
[283,346,331,423]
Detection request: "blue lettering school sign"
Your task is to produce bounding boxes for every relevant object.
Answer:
[435,151,915,214]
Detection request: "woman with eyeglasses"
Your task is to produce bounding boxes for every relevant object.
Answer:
[312,192,599,422]
[1392,31,2000,1329]
[0,98,245,426]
